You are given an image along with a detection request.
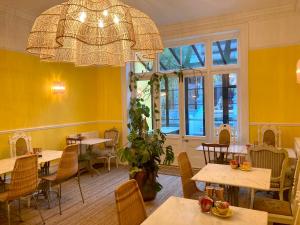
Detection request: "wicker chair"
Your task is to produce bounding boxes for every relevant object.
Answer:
[249,145,289,200]
[97,128,119,172]
[42,144,84,215]
[0,155,44,225]
[202,143,230,165]
[115,179,147,225]
[178,152,204,199]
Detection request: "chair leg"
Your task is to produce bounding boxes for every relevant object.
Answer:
[6,201,11,225]
[18,198,24,222]
[58,184,62,215]
[47,181,51,209]
[279,190,284,201]
[27,196,31,208]
[77,173,85,204]
[108,157,111,172]
[32,194,45,225]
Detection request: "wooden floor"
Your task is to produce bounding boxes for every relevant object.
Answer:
[0,167,183,225]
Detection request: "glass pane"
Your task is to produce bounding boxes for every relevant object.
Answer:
[214,73,238,131]
[182,43,205,69]
[160,77,180,134]
[136,80,153,130]
[184,76,205,136]
[159,47,181,72]
[134,55,154,73]
[212,39,238,66]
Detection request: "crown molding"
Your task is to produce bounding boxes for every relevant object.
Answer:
[250,122,300,127]
[159,3,296,41]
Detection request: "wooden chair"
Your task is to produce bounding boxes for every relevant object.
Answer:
[202,143,230,165]
[178,152,204,199]
[258,125,281,147]
[0,155,44,225]
[115,179,147,225]
[97,128,119,171]
[42,144,84,215]
[254,162,300,225]
[249,145,289,200]
[9,132,32,158]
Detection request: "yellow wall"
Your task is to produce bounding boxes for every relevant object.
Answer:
[249,45,300,147]
[0,49,123,159]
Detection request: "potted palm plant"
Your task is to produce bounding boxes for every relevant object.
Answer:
[119,73,174,201]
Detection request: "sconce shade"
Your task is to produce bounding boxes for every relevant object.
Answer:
[51,82,66,94]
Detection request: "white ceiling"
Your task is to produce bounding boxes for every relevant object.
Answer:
[0,0,296,25]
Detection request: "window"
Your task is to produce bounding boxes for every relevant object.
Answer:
[159,43,206,72]
[212,39,238,66]
[185,76,205,136]
[136,80,153,130]
[182,44,205,69]
[134,55,154,73]
[160,77,180,134]
[159,47,181,71]
[131,36,241,139]
[214,73,238,130]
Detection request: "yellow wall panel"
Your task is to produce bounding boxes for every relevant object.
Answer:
[0,50,123,158]
[249,45,300,147]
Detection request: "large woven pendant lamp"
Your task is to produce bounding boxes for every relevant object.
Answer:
[26,0,163,67]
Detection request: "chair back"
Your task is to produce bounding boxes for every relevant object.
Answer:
[8,155,38,200]
[104,128,119,149]
[202,143,229,165]
[249,145,288,181]
[294,205,300,225]
[115,179,147,225]
[292,155,300,201]
[56,144,79,181]
[178,152,198,198]
[258,125,281,147]
[219,125,231,145]
[9,132,32,157]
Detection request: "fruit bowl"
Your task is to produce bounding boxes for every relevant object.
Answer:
[215,201,230,215]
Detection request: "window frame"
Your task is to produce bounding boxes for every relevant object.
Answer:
[126,28,248,144]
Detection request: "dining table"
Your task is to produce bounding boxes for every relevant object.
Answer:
[0,150,63,175]
[141,196,268,225]
[78,138,111,175]
[192,163,271,209]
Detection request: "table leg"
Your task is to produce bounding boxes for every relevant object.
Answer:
[86,159,100,176]
[250,188,255,209]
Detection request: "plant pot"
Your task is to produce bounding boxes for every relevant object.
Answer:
[131,170,157,201]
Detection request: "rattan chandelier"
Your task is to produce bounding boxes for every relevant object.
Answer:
[26,0,163,67]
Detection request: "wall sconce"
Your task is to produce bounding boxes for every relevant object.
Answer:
[51,82,66,94]
[297,59,300,84]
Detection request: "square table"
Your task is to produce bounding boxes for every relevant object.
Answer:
[192,163,271,208]
[0,150,63,175]
[141,196,268,225]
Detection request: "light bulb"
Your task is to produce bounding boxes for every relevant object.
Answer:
[113,15,120,24]
[79,11,87,23]
[98,19,104,28]
[103,10,108,17]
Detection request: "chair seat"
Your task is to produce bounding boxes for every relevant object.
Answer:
[42,174,57,182]
[253,197,292,216]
